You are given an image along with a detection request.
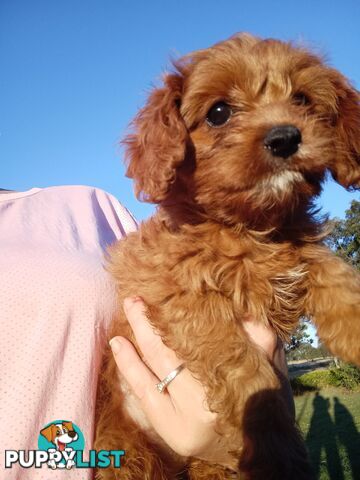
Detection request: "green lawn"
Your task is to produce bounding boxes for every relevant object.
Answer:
[294,388,360,480]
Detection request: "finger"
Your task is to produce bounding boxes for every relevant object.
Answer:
[123,297,182,378]
[109,336,188,450]
[109,335,158,399]
[123,298,215,413]
[242,317,278,359]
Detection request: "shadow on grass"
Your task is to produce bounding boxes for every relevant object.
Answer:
[305,393,360,480]
[334,397,360,480]
[291,377,319,396]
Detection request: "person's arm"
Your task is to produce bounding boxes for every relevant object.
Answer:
[109,297,292,469]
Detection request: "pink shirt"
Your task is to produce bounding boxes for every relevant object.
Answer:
[0,186,137,479]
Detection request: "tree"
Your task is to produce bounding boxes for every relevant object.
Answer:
[326,199,360,270]
[325,198,360,366]
[285,320,313,354]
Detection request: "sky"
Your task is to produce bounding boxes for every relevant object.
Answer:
[1,0,360,221]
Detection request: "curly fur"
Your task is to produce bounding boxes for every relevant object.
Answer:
[95,33,360,479]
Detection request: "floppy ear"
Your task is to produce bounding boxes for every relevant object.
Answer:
[123,73,189,203]
[63,421,73,431]
[330,73,360,189]
[40,424,56,443]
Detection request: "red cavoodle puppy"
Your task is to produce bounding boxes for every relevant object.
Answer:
[95,33,360,480]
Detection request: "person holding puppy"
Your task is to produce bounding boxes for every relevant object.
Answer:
[0,185,291,479]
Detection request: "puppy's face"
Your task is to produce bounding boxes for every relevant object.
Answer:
[124,34,360,227]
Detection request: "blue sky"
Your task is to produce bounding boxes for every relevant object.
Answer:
[1,0,359,221]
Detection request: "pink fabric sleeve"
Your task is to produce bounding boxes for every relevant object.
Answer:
[0,185,137,479]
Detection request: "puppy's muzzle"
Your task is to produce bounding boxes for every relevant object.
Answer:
[264,125,302,159]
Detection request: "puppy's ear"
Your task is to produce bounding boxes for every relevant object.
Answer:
[63,421,73,431]
[123,73,188,203]
[330,73,360,189]
[40,424,56,443]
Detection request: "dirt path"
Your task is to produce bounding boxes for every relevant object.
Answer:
[288,358,333,379]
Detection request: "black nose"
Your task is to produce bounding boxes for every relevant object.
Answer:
[68,430,77,438]
[264,125,302,159]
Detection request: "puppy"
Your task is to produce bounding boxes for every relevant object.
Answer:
[40,421,78,470]
[95,34,360,479]
[40,421,78,451]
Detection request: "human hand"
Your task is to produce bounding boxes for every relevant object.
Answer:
[109,297,291,469]
[242,315,288,376]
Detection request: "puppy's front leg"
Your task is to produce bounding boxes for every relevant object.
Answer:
[304,246,360,365]
[187,458,239,479]
[180,325,312,480]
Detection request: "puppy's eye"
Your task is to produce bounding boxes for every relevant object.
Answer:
[293,92,311,106]
[206,102,232,127]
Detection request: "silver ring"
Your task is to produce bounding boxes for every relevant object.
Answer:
[156,364,186,393]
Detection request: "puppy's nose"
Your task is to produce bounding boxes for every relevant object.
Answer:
[68,430,77,438]
[264,125,302,159]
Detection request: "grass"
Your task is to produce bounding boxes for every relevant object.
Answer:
[294,387,360,479]
[291,370,333,394]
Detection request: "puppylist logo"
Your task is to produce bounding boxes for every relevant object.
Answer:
[5,420,125,470]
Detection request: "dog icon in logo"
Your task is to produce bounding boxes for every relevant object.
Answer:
[40,421,78,469]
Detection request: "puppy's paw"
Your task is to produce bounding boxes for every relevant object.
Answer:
[66,459,76,469]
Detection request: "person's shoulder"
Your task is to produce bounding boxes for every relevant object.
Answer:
[41,185,123,209]
[41,184,108,199]
[35,185,138,235]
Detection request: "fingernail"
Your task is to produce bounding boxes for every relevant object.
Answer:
[109,337,122,354]
[123,296,142,312]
